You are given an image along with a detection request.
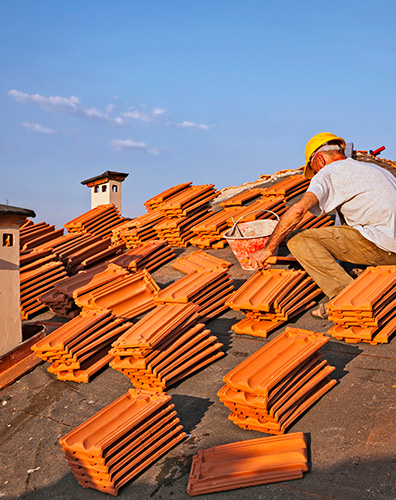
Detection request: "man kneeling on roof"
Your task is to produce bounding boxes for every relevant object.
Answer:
[249,132,396,318]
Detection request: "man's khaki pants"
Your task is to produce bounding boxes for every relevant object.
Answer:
[287,226,396,299]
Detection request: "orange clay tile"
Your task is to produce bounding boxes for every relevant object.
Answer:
[55,351,113,383]
[144,182,192,210]
[154,269,229,304]
[223,328,329,397]
[32,311,113,355]
[219,188,266,207]
[59,389,172,456]
[231,317,283,338]
[75,269,160,318]
[187,432,307,496]
[111,303,199,351]
[75,432,186,495]
[327,266,396,312]
[260,175,309,197]
[226,269,306,313]
[172,250,232,274]
[56,263,128,299]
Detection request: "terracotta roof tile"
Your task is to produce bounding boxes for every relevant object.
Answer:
[172,250,232,274]
[187,432,308,496]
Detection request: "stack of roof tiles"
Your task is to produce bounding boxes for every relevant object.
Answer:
[110,211,166,248]
[190,197,287,249]
[64,204,126,237]
[172,250,232,274]
[187,432,308,496]
[109,240,176,273]
[75,269,160,319]
[260,174,310,200]
[59,389,186,495]
[150,184,217,247]
[144,182,193,211]
[227,269,322,338]
[39,242,173,319]
[20,260,68,320]
[154,269,234,320]
[154,209,212,247]
[327,265,396,344]
[39,262,129,318]
[218,188,267,208]
[20,220,65,251]
[109,303,224,392]
[32,310,132,382]
[218,327,336,435]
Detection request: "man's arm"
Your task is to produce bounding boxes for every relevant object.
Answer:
[248,191,319,269]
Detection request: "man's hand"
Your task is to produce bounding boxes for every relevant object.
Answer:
[248,247,274,270]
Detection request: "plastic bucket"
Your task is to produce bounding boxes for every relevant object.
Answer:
[223,210,279,270]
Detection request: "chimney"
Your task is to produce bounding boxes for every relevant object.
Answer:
[81,171,129,213]
[0,204,36,356]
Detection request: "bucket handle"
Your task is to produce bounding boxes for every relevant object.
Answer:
[230,209,280,236]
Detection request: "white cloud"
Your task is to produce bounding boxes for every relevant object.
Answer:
[175,120,214,130]
[8,89,124,125]
[109,139,161,155]
[22,122,57,134]
[121,106,168,123]
[106,103,114,113]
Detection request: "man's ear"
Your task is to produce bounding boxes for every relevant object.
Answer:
[316,153,326,167]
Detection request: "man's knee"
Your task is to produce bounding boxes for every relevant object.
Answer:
[286,229,307,254]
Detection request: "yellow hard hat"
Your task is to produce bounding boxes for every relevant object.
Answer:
[304,132,346,179]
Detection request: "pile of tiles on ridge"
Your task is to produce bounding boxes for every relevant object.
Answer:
[327,265,396,344]
[152,183,217,247]
[109,303,224,392]
[171,250,233,274]
[226,269,322,338]
[64,204,126,237]
[218,327,336,435]
[187,432,308,496]
[32,310,132,382]
[60,389,186,495]
[110,211,166,248]
[153,268,234,320]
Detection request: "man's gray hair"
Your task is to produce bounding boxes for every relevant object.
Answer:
[315,143,344,154]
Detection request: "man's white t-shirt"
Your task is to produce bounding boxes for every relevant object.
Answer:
[307,158,396,253]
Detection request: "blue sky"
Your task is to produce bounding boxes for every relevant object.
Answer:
[1,0,395,227]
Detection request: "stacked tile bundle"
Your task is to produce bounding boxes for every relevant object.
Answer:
[189,207,242,249]
[64,204,126,237]
[154,209,212,247]
[144,182,193,211]
[60,389,186,495]
[75,269,160,319]
[187,432,308,496]
[172,250,233,274]
[155,184,217,218]
[109,240,176,273]
[153,269,234,320]
[293,210,334,232]
[150,184,217,247]
[227,269,322,338]
[39,262,129,318]
[110,211,166,248]
[109,303,224,392]
[32,310,132,382]
[260,174,310,200]
[218,188,266,208]
[218,327,336,435]
[20,260,68,320]
[327,265,396,344]
[20,220,65,251]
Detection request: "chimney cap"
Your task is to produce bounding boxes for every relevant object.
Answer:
[0,204,36,218]
[81,171,129,187]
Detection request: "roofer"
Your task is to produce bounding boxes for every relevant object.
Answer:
[249,132,396,318]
